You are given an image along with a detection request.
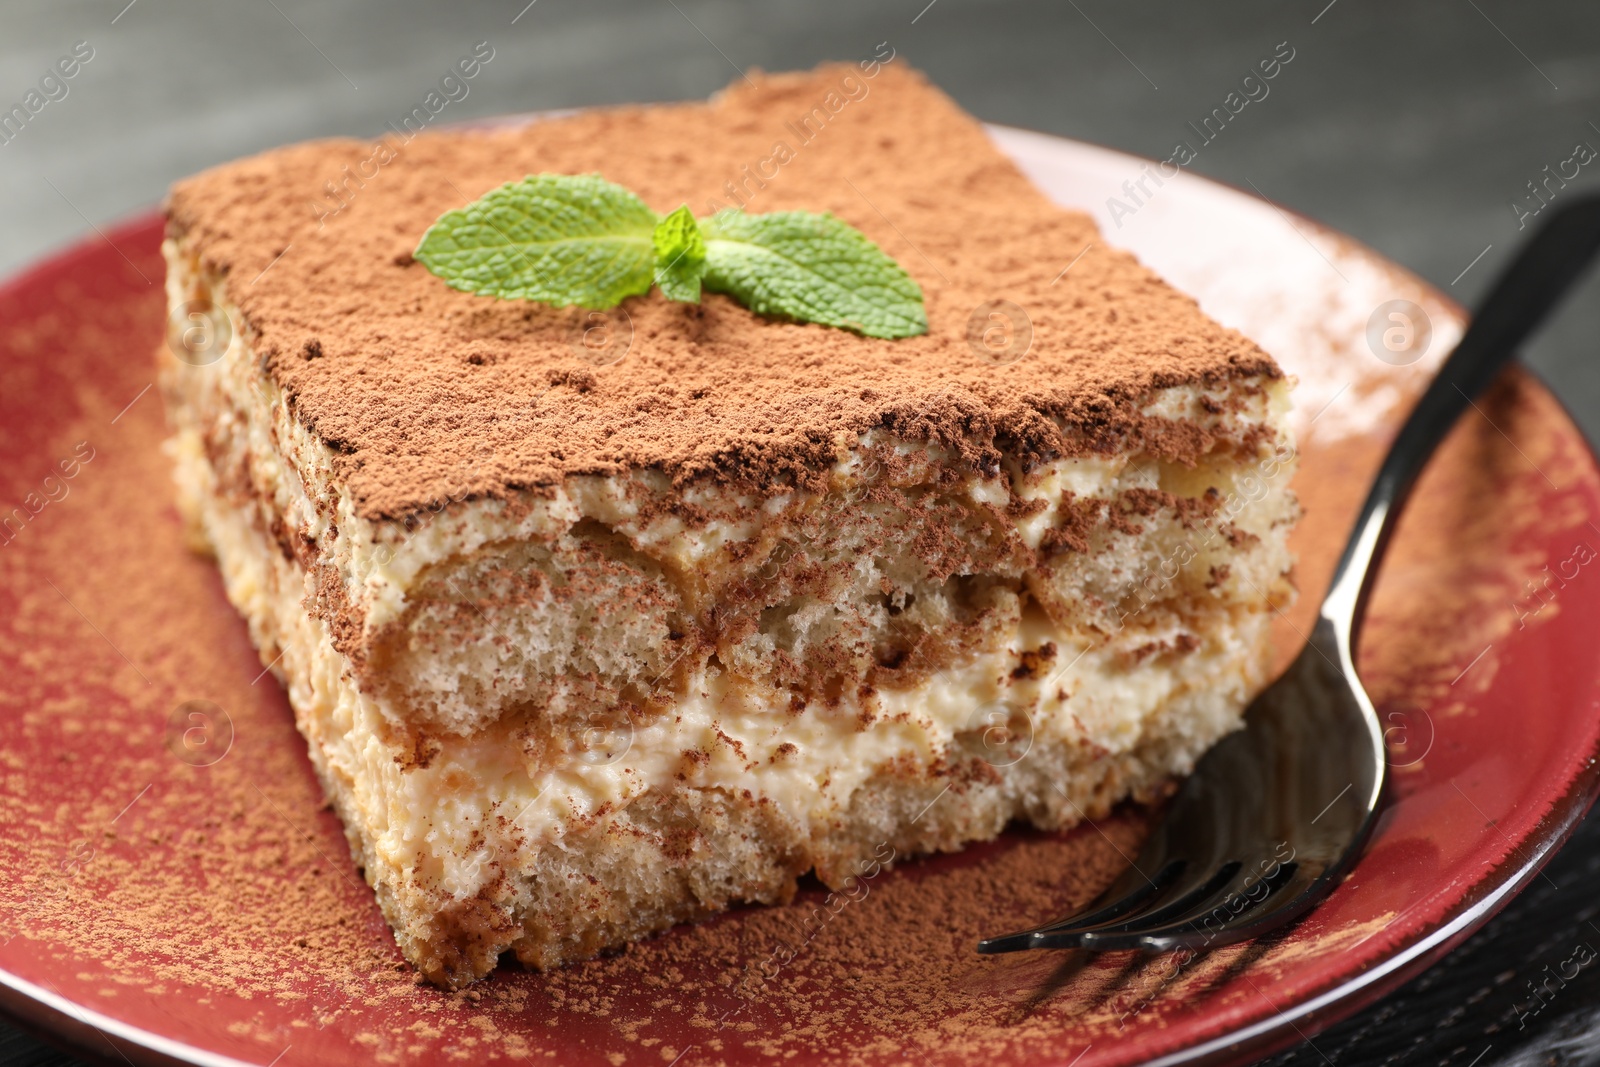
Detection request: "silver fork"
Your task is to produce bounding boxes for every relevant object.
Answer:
[978,193,1600,957]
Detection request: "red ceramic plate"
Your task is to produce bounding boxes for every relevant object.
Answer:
[3,125,1599,1067]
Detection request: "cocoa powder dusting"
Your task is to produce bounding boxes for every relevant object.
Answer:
[0,240,1586,1062]
[0,275,1169,1061]
[4,71,1598,1067]
[165,65,1280,521]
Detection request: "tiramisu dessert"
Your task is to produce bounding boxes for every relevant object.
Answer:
[160,63,1298,988]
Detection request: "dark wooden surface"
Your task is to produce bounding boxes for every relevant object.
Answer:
[3,2,1599,1064]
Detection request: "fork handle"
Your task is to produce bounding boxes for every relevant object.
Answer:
[1322,193,1600,635]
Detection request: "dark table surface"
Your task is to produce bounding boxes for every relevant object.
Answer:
[4,2,1600,1064]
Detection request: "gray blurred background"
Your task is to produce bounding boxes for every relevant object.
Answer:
[4,0,1599,434]
[2,2,1599,1065]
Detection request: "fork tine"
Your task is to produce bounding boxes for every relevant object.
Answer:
[1027,859,1244,948]
[1079,860,1313,953]
[1035,858,1185,931]
[1150,860,1326,951]
[977,859,1185,953]
[1087,860,1301,947]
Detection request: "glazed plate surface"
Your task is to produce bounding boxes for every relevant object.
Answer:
[1,125,1598,1067]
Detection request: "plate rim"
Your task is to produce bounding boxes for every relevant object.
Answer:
[983,123,1600,1066]
[1,125,1598,1067]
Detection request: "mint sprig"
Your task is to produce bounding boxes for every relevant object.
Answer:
[701,210,927,339]
[651,205,708,303]
[414,174,927,339]
[415,174,656,310]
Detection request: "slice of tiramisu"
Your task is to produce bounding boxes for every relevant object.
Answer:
[160,63,1298,988]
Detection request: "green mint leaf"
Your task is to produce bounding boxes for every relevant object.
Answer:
[415,174,658,310]
[700,210,927,339]
[651,205,707,303]
[415,178,928,338]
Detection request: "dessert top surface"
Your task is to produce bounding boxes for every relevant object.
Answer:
[166,63,1280,521]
